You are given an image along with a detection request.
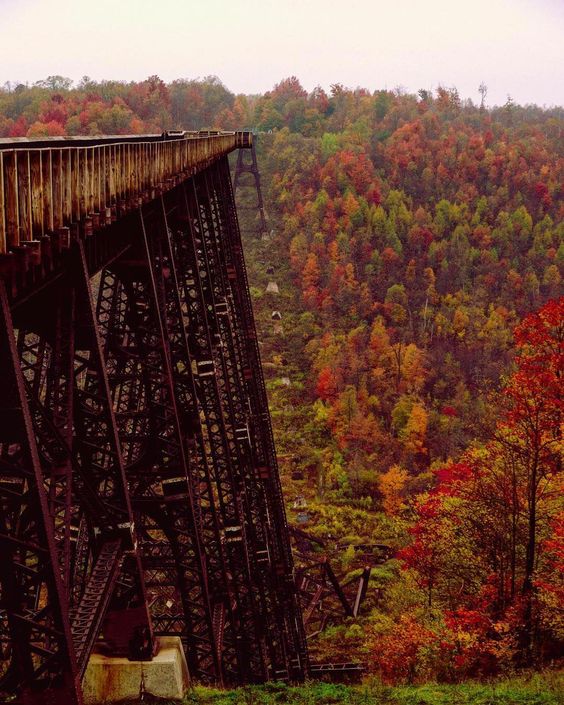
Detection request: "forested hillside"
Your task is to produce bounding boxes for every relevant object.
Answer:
[1,75,561,684]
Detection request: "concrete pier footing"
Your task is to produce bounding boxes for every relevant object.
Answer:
[82,637,189,703]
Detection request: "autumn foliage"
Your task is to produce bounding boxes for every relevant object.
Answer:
[394,299,563,678]
[2,74,562,683]
[242,81,562,681]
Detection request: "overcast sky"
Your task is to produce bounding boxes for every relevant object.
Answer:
[1,0,563,107]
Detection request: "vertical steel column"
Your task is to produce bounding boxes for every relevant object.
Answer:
[68,241,154,672]
[12,280,150,674]
[170,183,270,682]
[192,169,292,679]
[141,200,227,681]
[208,158,309,680]
[41,288,75,591]
[96,265,196,654]
[152,196,249,683]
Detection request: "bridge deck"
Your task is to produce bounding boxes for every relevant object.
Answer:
[0,130,251,256]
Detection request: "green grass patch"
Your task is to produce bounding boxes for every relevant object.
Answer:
[152,672,564,705]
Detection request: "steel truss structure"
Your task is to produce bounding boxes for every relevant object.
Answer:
[233,137,268,237]
[0,135,308,704]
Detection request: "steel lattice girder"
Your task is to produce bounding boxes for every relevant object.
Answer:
[95,233,220,682]
[195,160,309,680]
[171,184,271,682]
[0,157,309,703]
[233,138,268,236]
[1,241,156,703]
[0,280,82,705]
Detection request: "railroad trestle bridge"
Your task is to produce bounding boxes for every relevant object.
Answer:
[0,131,309,704]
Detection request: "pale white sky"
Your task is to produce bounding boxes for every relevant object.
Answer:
[1,0,563,107]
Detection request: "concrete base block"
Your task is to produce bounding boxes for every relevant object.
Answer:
[82,637,189,704]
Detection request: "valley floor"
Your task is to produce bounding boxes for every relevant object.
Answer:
[173,673,564,705]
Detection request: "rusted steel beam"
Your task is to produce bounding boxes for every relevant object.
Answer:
[198,160,309,682]
[352,567,371,617]
[171,182,270,683]
[94,209,223,682]
[0,279,82,705]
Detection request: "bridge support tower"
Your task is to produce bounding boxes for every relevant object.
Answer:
[233,136,268,237]
[0,132,308,704]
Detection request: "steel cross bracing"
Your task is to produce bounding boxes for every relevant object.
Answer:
[93,162,309,682]
[96,205,225,681]
[168,189,268,682]
[199,159,309,679]
[0,281,81,705]
[0,135,308,703]
[0,243,154,704]
[233,138,268,237]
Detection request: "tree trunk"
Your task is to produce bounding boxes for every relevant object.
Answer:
[521,446,539,663]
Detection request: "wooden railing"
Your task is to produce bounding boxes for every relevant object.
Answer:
[0,131,251,253]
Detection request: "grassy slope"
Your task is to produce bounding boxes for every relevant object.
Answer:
[183,674,563,705]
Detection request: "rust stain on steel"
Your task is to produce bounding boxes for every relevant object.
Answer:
[0,131,252,254]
